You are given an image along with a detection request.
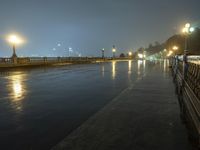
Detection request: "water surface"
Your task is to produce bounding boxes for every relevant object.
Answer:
[0,60,151,150]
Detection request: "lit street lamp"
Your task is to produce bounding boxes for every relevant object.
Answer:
[172,46,178,55]
[101,48,105,58]
[172,46,178,51]
[112,45,116,58]
[182,23,194,54]
[8,35,22,58]
[128,52,132,57]
[182,23,195,79]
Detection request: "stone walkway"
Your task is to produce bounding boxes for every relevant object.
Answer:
[52,63,196,150]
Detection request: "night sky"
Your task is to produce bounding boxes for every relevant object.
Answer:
[0,0,200,57]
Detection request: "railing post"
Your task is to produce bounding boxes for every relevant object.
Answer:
[43,57,47,64]
[173,56,178,80]
[183,54,188,80]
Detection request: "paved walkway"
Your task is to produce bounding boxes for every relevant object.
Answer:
[52,63,195,150]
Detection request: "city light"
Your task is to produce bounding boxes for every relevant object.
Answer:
[128,52,132,56]
[189,27,195,32]
[138,53,143,59]
[112,45,116,58]
[167,50,173,57]
[7,34,24,59]
[8,35,23,45]
[185,23,190,28]
[182,23,195,55]
[182,23,195,34]
[172,46,178,50]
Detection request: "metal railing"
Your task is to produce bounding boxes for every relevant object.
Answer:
[0,56,132,66]
[171,55,200,148]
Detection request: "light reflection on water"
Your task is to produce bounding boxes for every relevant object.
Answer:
[0,61,153,149]
[163,59,169,73]
[143,60,146,70]
[137,60,143,75]
[101,65,105,77]
[128,60,132,74]
[112,61,116,79]
[6,72,27,111]
[13,79,23,99]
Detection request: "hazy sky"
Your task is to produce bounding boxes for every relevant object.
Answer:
[0,0,200,57]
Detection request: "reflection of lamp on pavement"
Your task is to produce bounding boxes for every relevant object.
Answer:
[128,60,132,74]
[112,61,116,79]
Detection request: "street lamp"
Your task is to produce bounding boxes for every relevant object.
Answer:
[172,46,178,55]
[8,35,22,58]
[112,45,116,58]
[182,23,194,54]
[128,52,132,57]
[182,23,195,79]
[138,53,143,59]
[101,48,105,58]
[172,46,178,51]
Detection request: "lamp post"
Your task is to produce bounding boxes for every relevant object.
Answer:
[128,52,132,58]
[112,45,116,58]
[172,46,178,55]
[8,35,21,57]
[182,23,194,79]
[172,46,178,51]
[101,48,105,58]
[8,35,22,64]
[182,23,194,54]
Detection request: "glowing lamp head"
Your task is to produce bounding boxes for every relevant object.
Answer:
[182,23,194,34]
[185,23,190,28]
[173,46,178,50]
[112,48,116,52]
[138,53,143,59]
[8,35,22,44]
[189,27,195,32]
[128,52,132,56]
[182,27,187,33]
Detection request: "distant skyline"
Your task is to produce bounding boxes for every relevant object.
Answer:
[0,0,200,57]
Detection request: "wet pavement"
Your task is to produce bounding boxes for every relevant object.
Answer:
[1,60,144,150]
[52,60,196,150]
[0,60,194,150]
